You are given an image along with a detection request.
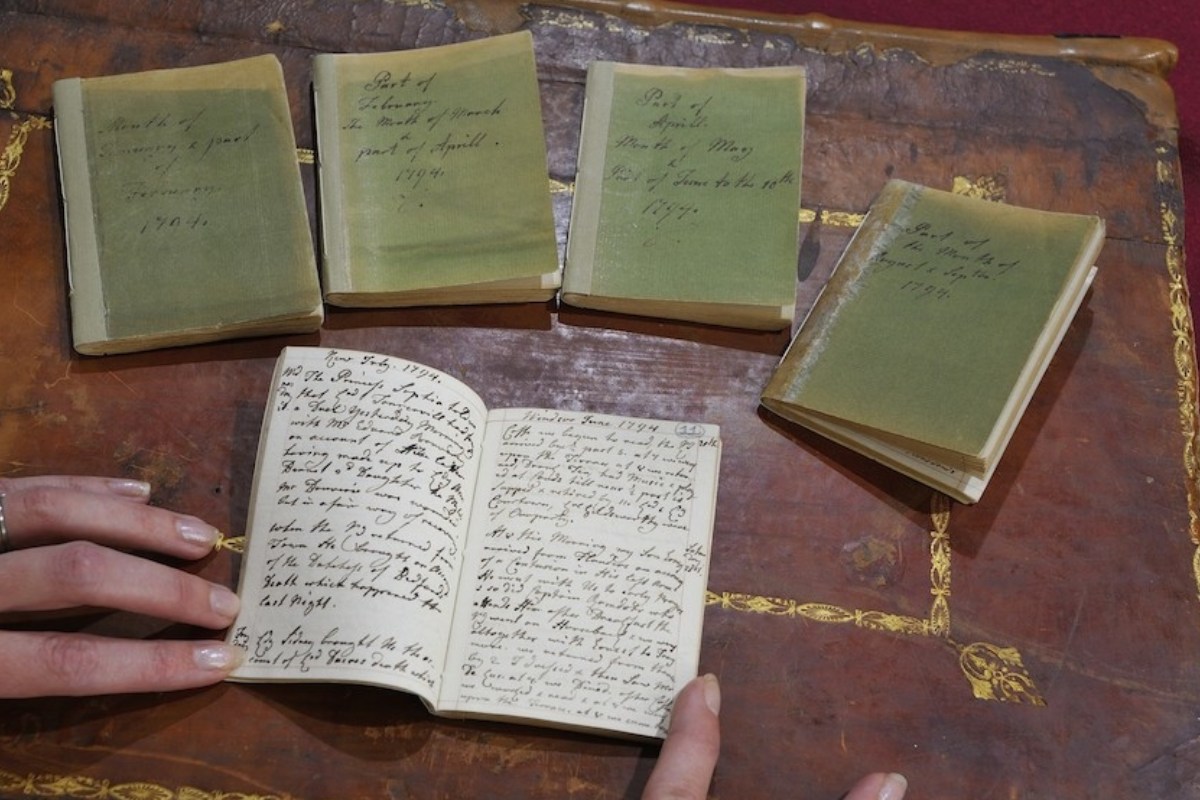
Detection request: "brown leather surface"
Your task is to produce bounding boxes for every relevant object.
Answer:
[0,1,1195,797]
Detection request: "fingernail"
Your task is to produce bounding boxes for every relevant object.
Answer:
[209,585,241,619]
[177,517,218,547]
[108,479,151,499]
[701,673,721,716]
[194,643,245,671]
[878,773,908,800]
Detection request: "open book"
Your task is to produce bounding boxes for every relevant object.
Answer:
[761,179,1105,503]
[52,55,323,355]
[228,347,721,739]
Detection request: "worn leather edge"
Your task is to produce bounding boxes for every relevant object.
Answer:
[447,0,1181,130]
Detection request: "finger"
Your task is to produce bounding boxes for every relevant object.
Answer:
[844,772,909,800]
[643,674,721,800]
[0,631,243,698]
[0,475,153,503]
[1,484,219,558]
[0,542,240,628]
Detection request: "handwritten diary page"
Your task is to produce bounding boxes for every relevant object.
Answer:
[228,347,487,701]
[439,410,721,739]
[313,30,559,302]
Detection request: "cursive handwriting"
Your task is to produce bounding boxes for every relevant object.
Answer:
[600,70,804,251]
[90,97,272,238]
[873,219,1024,302]
[235,348,487,695]
[449,409,719,736]
[336,61,514,208]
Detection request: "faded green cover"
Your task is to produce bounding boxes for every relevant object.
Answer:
[314,31,559,301]
[54,55,322,353]
[764,179,1104,463]
[563,62,805,328]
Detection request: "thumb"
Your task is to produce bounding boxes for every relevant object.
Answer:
[844,772,908,800]
[642,674,721,799]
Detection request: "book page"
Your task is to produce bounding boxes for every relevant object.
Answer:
[314,30,559,298]
[439,409,721,739]
[228,347,487,702]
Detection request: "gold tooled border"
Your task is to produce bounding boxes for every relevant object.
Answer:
[707,494,1046,705]
[1157,144,1200,549]
[0,115,51,215]
[0,70,52,216]
[0,770,287,800]
[1,68,14,110]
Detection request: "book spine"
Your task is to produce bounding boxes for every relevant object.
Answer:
[51,78,107,353]
[764,179,918,398]
[312,55,350,300]
[560,61,617,297]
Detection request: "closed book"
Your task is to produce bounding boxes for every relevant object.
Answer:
[313,32,560,308]
[52,54,323,355]
[761,179,1105,503]
[562,61,805,330]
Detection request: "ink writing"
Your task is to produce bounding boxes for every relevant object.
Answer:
[90,99,269,238]
[236,348,486,695]
[603,73,803,249]
[873,219,1024,301]
[449,409,718,736]
[338,63,513,211]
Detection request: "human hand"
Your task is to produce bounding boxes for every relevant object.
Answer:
[643,674,908,800]
[844,772,909,800]
[643,674,721,799]
[0,475,244,698]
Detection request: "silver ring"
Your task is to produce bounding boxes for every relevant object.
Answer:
[0,492,10,554]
